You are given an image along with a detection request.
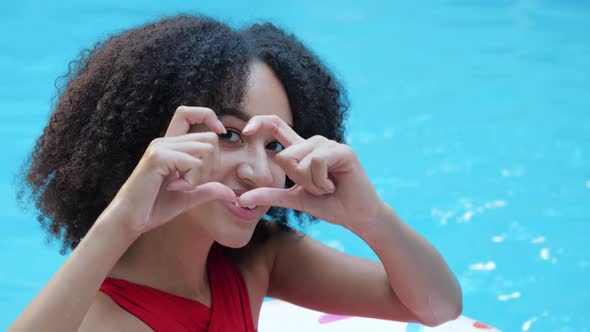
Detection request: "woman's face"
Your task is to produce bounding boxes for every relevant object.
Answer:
[187,60,293,248]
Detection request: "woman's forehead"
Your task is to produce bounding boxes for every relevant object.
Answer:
[241,61,292,125]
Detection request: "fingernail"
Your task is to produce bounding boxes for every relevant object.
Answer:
[325,183,335,193]
[217,121,226,133]
[243,122,254,134]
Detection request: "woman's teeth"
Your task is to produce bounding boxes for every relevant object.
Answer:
[234,201,257,210]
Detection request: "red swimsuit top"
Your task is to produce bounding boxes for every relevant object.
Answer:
[99,244,256,332]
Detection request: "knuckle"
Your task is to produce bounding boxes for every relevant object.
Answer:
[276,153,297,168]
[146,147,165,165]
[175,105,187,114]
[310,156,323,167]
[310,135,327,143]
[275,152,290,163]
[191,157,203,168]
[341,144,354,154]
[203,107,216,116]
[338,144,356,159]
[150,137,164,146]
[201,143,215,155]
[270,123,280,134]
[198,107,217,121]
[146,140,165,157]
[294,164,309,177]
[186,141,201,151]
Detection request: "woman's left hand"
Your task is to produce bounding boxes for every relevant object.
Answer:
[237,115,384,233]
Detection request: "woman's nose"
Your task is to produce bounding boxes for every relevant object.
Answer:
[236,145,274,187]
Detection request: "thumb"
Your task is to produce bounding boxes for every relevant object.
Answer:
[238,186,308,212]
[184,182,237,207]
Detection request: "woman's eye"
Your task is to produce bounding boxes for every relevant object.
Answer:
[218,129,242,143]
[266,141,285,153]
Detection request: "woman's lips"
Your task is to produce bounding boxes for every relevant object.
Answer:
[221,200,259,222]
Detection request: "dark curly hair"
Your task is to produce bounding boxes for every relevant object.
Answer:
[17,14,348,254]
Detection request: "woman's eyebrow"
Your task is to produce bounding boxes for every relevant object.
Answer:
[217,107,294,127]
[217,108,251,122]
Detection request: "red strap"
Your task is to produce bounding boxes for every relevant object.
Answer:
[208,245,256,331]
[100,277,210,332]
[99,244,256,331]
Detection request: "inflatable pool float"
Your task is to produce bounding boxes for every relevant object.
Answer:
[259,300,500,331]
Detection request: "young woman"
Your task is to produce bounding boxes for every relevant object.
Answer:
[10,15,462,331]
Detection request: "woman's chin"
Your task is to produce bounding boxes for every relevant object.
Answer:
[217,234,253,249]
[215,223,259,249]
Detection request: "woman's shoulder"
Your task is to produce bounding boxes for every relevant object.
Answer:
[78,292,152,332]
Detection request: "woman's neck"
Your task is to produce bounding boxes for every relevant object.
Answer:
[109,215,214,305]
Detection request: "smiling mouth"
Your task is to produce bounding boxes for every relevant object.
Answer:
[220,199,260,223]
[232,189,258,210]
[234,201,257,210]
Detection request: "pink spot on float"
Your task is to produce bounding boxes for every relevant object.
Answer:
[473,321,492,329]
[319,313,353,324]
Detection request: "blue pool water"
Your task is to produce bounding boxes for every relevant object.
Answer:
[1,1,589,331]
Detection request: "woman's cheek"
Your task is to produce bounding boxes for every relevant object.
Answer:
[211,150,236,181]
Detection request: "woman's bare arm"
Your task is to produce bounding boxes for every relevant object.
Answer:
[8,206,139,332]
[267,203,462,327]
[9,106,235,332]
[238,115,462,326]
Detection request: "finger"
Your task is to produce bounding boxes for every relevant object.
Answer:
[274,141,314,186]
[157,141,215,160]
[159,151,203,191]
[155,139,217,185]
[159,139,218,170]
[276,140,315,164]
[165,106,226,137]
[307,153,336,193]
[275,138,329,196]
[184,182,237,205]
[238,186,303,211]
[311,143,356,173]
[162,132,219,145]
[238,186,326,213]
[242,115,304,148]
[292,160,327,196]
[302,144,352,194]
[165,177,194,191]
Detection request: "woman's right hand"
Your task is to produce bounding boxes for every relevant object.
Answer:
[99,106,236,236]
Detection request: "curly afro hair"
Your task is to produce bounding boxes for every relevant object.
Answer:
[17,14,349,254]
